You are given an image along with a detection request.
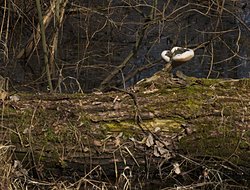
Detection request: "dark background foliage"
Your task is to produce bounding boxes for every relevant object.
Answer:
[0,0,249,92]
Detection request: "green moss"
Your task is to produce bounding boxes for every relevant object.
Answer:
[179,122,250,167]
[44,127,60,143]
[104,118,183,136]
[104,121,137,133]
[185,99,202,113]
[10,133,20,143]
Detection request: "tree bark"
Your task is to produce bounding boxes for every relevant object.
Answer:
[1,71,250,181]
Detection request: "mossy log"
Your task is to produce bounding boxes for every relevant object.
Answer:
[1,70,250,185]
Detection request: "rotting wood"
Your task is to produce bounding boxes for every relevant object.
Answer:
[1,73,250,185]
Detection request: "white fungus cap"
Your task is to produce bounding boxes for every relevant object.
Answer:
[172,48,194,62]
[161,50,171,62]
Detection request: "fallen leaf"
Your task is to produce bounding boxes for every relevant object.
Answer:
[173,162,181,174]
[153,146,160,157]
[157,146,169,155]
[146,134,154,147]
[93,140,102,146]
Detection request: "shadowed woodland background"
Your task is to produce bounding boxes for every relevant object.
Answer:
[0,0,249,92]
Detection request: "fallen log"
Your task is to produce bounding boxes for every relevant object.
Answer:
[1,70,250,188]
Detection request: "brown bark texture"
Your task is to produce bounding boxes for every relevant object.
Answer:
[1,71,250,181]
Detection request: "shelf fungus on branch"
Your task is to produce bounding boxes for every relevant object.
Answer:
[136,46,195,86]
[161,47,194,64]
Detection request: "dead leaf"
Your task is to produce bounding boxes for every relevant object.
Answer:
[9,95,20,102]
[23,128,29,134]
[146,134,154,147]
[157,146,169,155]
[155,140,164,147]
[0,90,8,101]
[114,137,121,147]
[154,127,161,132]
[116,132,123,138]
[173,162,181,174]
[93,140,102,146]
[161,140,171,147]
[153,146,160,157]
[83,147,89,152]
